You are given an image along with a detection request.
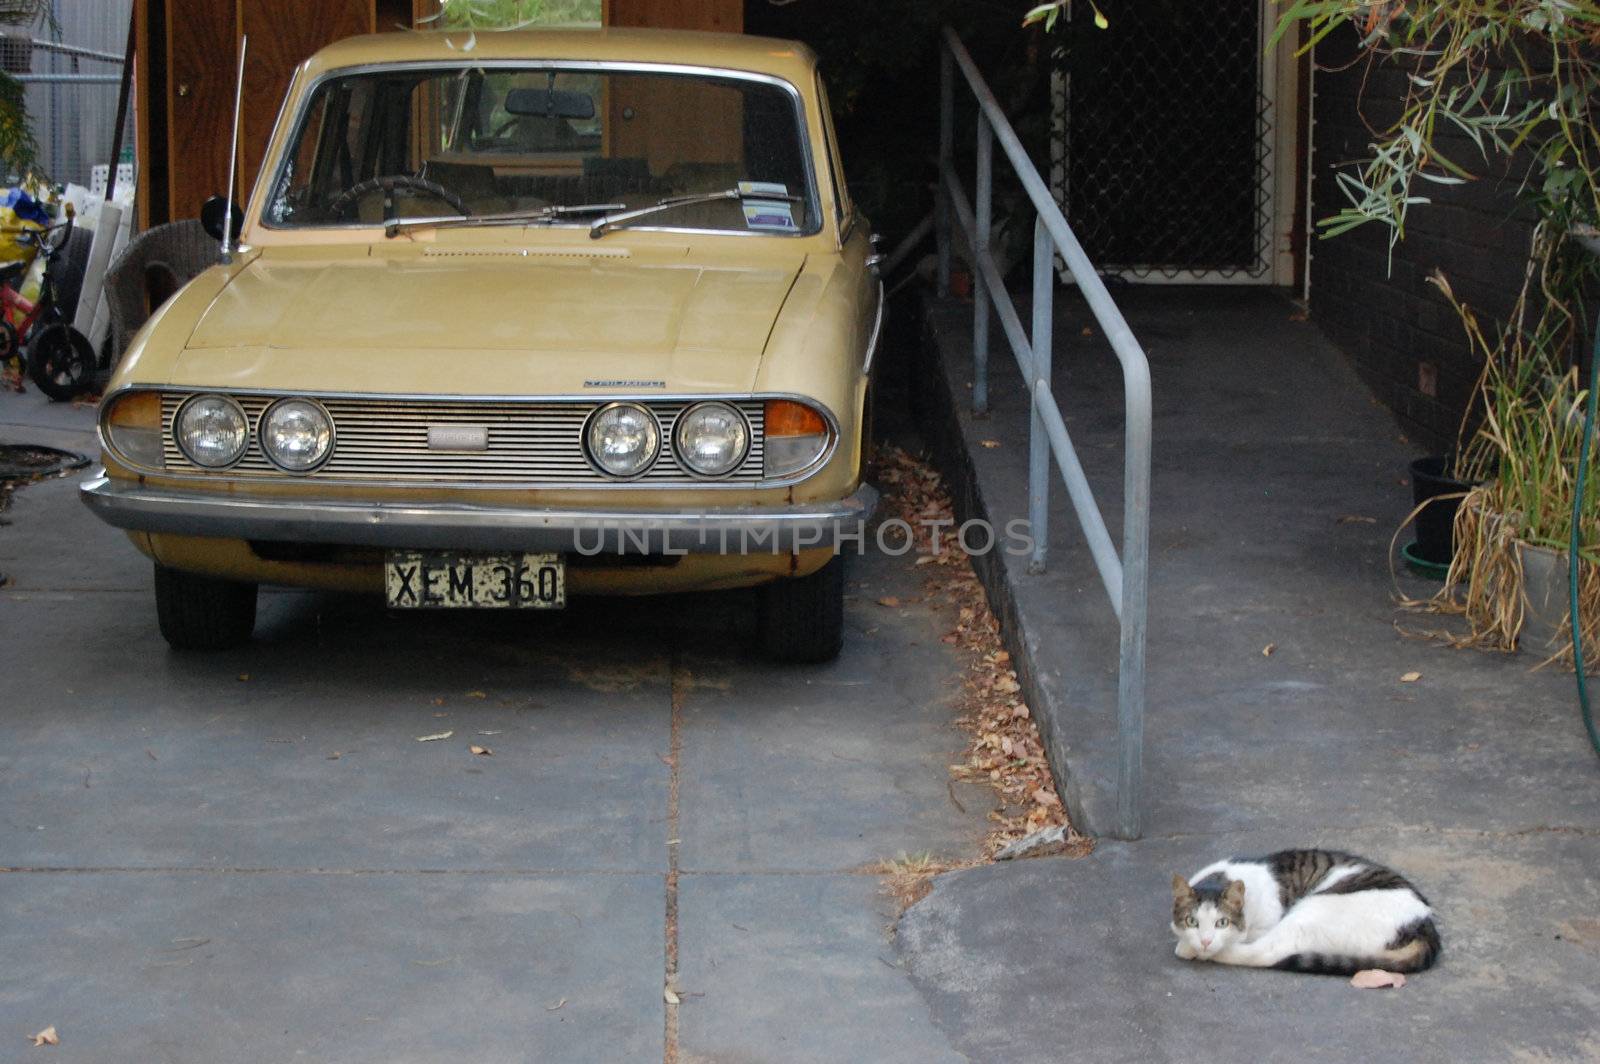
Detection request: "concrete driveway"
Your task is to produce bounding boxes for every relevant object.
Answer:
[0,391,984,1062]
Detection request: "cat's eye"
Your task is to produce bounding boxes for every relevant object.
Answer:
[1216,917,1230,927]
[1184,916,1198,927]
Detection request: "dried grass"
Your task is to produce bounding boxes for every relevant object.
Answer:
[867,852,975,912]
[1399,484,1600,668]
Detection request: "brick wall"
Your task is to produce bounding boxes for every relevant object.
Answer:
[1308,27,1536,452]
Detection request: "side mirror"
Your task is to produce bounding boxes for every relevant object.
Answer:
[201,195,244,243]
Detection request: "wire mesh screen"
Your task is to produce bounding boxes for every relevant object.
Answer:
[1049,0,1271,279]
[8,0,131,187]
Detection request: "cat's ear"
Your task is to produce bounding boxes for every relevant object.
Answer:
[1171,874,1191,898]
[1222,879,1246,907]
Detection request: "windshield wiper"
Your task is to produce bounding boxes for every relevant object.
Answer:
[384,202,627,239]
[588,186,801,239]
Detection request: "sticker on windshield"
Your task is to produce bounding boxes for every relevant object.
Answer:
[739,181,798,232]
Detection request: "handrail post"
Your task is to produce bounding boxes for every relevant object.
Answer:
[1028,216,1053,575]
[1116,367,1152,840]
[973,111,993,416]
[936,43,953,298]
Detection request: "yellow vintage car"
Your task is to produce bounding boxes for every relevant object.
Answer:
[80,28,882,662]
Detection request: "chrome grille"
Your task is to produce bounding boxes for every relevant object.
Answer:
[160,395,767,484]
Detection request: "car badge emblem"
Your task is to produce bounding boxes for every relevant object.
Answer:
[427,425,489,451]
[584,379,666,389]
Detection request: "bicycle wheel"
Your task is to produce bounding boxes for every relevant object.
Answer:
[27,322,94,401]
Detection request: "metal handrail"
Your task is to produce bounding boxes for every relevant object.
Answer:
[936,26,1152,840]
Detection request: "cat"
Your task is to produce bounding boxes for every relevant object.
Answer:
[1170,848,1441,975]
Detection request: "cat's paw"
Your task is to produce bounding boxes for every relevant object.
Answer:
[1174,940,1199,961]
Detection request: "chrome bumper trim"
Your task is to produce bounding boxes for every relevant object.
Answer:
[79,474,879,555]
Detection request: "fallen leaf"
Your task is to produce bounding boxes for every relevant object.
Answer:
[1288,308,1309,322]
[980,439,1001,449]
[877,596,901,608]
[1400,671,1422,683]
[477,730,502,736]
[466,690,487,699]
[1350,969,1406,990]
[1080,325,1093,336]
[326,752,341,760]
[430,697,445,707]
[1262,643,1276,657]
[236,673,250,682]
[545,997,567,1011]
[416,731,454,742]
[663,986,681,1005]
[29,1027,58,1047]
[1335,514,1377,525]
[470,745,493,756]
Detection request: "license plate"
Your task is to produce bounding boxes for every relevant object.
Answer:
[385,551,565,609]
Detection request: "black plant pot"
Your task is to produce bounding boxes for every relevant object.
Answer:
[1410,456,1471,565]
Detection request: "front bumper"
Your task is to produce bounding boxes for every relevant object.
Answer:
[79,474,879,555]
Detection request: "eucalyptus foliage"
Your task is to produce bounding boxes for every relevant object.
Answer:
[1271,1,1600,246]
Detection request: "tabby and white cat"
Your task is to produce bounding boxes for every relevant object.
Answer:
[1170,849,1441,975]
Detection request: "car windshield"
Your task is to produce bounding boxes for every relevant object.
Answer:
[264,64,818,235]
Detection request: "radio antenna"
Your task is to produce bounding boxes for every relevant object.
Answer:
[221,34,248,264]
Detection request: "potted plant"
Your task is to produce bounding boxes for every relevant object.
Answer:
[1428,252,1598,658]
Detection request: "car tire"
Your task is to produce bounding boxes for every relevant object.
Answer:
[759,555,845,664]
[154,564,258,650]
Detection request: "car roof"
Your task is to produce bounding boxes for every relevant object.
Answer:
[304,27,821,84]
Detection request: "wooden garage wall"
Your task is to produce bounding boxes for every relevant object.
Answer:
[135,0,740,230]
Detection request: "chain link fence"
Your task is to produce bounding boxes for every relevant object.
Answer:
[5,0,131,188]
[1049,0,1272,279]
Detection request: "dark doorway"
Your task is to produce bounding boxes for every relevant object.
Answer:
[1053,0,1270,278]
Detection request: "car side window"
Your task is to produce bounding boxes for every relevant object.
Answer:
[815,75,851,234]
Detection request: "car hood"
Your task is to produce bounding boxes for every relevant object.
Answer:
[169,247,806,394]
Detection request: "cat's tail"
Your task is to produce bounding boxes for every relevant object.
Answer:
[1272,917,1442,976]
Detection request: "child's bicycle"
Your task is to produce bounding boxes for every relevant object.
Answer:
[0,219,94,401]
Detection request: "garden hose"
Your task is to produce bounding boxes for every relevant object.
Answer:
[1575,315,1600,762]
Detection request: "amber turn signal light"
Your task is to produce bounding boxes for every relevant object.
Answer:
[763,399,830,478]
[764,399,827,438]
[102,390,165,468]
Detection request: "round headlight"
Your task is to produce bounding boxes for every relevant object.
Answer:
[260,398,335,472]
[175,394,249,468]
[674,401,749,477]
[585,402,660,478]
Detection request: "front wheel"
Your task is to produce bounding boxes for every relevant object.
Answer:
[759,555,845,663]
[27,323,94,401]
[154,565,258,650]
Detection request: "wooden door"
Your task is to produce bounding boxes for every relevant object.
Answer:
[605,0,740,31]
[238,0,375,203]
[164,0,236,221]
[604,0,743,174]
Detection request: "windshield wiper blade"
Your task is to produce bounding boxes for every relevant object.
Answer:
[384,202,627,238]
[588,186,801,239]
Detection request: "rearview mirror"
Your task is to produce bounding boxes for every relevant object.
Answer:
[200,195,244,243]
[504,87,595,121]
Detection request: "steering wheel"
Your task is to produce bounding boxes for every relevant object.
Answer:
[328,174,472,221]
